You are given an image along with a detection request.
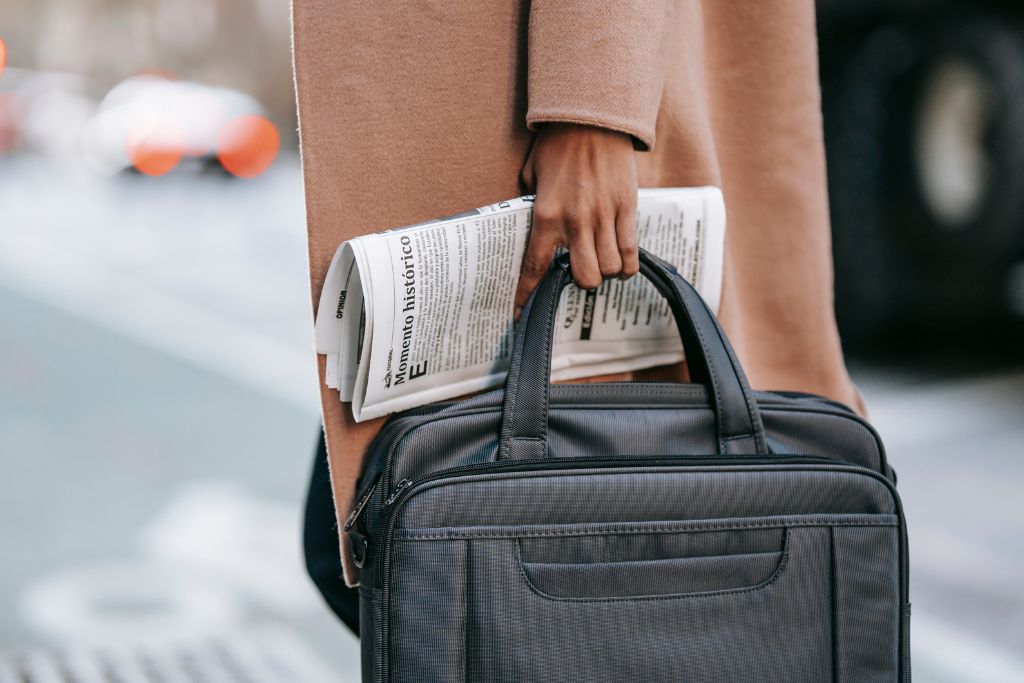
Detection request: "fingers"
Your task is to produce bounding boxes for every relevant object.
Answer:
[514,197,636,320]
[594,207,623,282]
[565,210,602,290]
[519,142,536,194]
[514,227,559,319]
[513,124,640,321]
[616,193,639,279]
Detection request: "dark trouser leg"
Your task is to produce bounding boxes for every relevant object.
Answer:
[303,428,360,636]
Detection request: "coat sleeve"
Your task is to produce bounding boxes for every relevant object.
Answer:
[526,0,674,151]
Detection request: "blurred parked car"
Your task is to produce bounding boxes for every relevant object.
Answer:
[819,0,1024,343]
[82,75,280,178]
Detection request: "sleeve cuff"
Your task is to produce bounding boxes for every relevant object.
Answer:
[526,109,656,152]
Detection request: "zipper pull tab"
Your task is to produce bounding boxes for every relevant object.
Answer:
[385,478,412,507]
[343,477,379,532]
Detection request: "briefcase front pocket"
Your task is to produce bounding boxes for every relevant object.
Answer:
[380,464,905,683]
[390,519,891,683]
[516,526,786,599]
[469,523,827,682]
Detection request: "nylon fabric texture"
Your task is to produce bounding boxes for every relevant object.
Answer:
[342,249,910,682]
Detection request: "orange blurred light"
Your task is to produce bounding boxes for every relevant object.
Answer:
[127,114,185,176]
[216,114,279,178]
[134,68,178,81]
[0,38,7,78]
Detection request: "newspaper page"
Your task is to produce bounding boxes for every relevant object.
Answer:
[314,187,725,421]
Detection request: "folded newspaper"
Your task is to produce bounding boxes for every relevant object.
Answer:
[315,187,726,421]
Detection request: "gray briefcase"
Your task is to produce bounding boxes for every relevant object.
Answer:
[345,248,910,682]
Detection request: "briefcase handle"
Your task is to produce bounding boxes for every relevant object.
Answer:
[498,247,768,459]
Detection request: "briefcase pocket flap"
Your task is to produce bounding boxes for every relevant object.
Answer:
[518,547,785,599]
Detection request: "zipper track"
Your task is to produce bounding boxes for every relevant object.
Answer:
[373,455,910,682]
[361,390,881,515]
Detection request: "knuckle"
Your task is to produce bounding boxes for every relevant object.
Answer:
[619,202,638,226]
[573,270,602,290]
[598,251,623,277]
[533,204,558,225]
[523,250,551,276]
[619,182,638,203]
[617,220,639,247]
[523,259,545,277]
[600,195,619,217]
[595,213,616,234]
[562,211,585,235]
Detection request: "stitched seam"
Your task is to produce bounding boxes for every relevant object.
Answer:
[500,270,547,454]
[409,401,878,473]
[712,319,764,448]
[521,551,781,570]
[554,385,704,396]
[663,267,726,451]
[539,403,712,410]
[830,527,840,682]
[664,261,763,449]
[504,264,564,454]
[396,520,896,540]
[551,384,705,394]
[499,305,525,455]
[424,401,881,474]
[538,266,566,446]
[673,278,725,447]
[462,540,469,681]
[514,531,791,603]
[397,467,897,517]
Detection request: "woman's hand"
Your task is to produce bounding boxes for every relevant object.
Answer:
[515,123,639,319]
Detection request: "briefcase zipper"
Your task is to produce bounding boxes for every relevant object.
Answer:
[372,455,845,588]
[366,392,885,513]
[384,478,411,507]
[373,456,909,682]
[348,448,856,538]
[343,478,380,532]
[345,383,876,525]
[375,455,861,577]
[349,449,834,537]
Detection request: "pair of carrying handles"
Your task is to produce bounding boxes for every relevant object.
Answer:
[499,248,768,459]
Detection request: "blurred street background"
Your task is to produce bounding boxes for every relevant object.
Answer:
[1,1,1023,681]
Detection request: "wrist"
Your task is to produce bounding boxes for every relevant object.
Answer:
[537,122,635,147]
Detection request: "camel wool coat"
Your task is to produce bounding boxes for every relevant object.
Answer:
[293,0,848,586]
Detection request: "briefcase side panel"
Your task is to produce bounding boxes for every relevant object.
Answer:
[358,584,384,683]
[388,539,468,682]
[833,525,903,682]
